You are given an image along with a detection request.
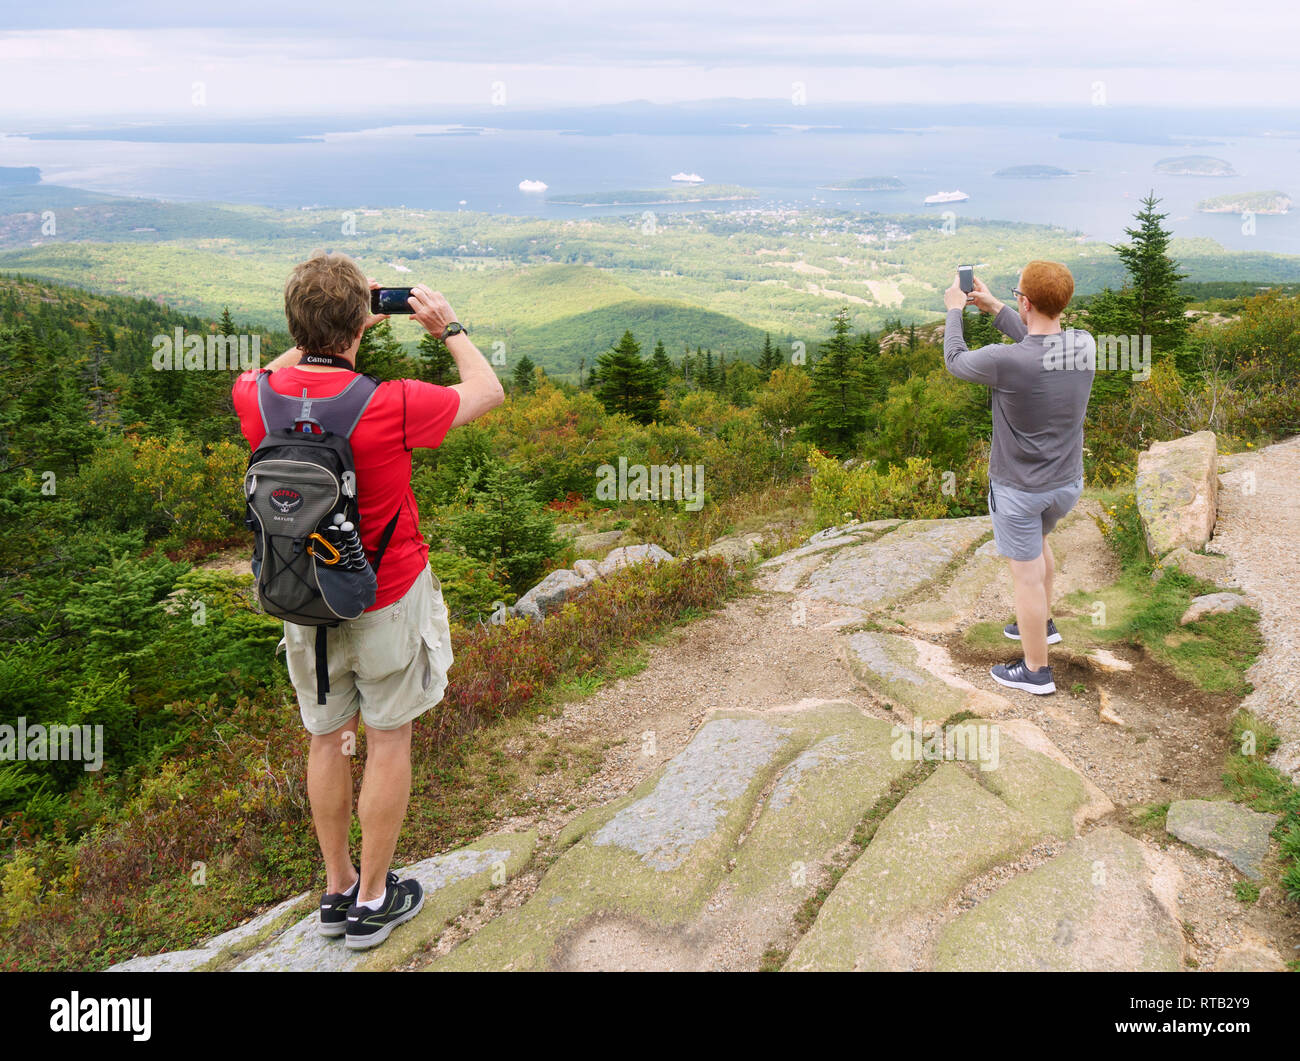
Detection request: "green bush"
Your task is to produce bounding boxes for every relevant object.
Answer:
[808,449,949,529]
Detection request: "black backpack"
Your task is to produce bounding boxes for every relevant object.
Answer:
[243,370,399,704]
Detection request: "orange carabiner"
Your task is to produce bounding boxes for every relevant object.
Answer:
[307,532,341,565]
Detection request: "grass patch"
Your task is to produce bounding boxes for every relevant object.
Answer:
[1222,711,1300,905]
[965,490,1262,696]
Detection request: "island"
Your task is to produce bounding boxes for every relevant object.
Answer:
[1155,155,1237,177]
[993,164,1074,179]
[546,184,758,206]
[0,166,40,185]
[818,176,905,191]
[1197,190,1292,215]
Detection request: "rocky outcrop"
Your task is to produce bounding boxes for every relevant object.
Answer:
[1165,799,1278,880]
[1179,591,1253,626]
[511,544,675,620]
[1135,430,1218,557]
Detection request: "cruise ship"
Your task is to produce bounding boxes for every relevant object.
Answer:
[670,172,705,184]
[923,189,970,205]
[518,179,548,193]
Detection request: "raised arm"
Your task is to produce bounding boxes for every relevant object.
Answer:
[408,285,504,427]
[970,277,1027,341]
[942,273,1000,387]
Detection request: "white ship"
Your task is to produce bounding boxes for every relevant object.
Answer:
[924,189,969,205]
[670,171,705,184]
[518,179,548,193]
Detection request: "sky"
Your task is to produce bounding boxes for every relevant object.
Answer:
[1,1,1298,119]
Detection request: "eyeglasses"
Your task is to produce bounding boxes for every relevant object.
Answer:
[1011,287,1026,300]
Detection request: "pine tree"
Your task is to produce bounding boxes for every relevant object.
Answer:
[592,330,663,424]
[758,332,782,376]
[355,321,409,381]
[650,339,673,386]
[857,330,885,408]
[700,350,717,390]
[218,306,236,336]
[1099,192,1191,358]
[512,354,537,393]
[807,308,871,455]
[416,331,457,386]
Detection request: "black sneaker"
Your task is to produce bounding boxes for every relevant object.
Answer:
[1003,618,1062,645]
[318,864,361,937]
[344,872,424,951]
[990,658,1056,695]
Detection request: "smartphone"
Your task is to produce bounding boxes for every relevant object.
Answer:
[958,265,974,293]
[371,287,414,315]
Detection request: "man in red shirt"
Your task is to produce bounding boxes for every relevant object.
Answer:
[232,251,503,950]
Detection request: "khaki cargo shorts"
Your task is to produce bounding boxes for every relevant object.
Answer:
[278,565,454,736]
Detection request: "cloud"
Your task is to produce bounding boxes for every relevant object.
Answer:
[1,2,1298,116]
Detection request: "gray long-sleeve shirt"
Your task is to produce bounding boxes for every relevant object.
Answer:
[943,305,1095,492]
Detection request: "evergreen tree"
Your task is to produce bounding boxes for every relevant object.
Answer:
[512,353,537,393]
[1104,192,1190,357]
[355,321,409,381]
[218,306,236,336]
[700,350,717,390]
[592,330,663,424]
[807,308,871,455]
[857,330,885,409]
[416,331,458,386]
[650,339,673,386]
[758,332,782,377]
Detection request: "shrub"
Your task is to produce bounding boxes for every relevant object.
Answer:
[808,450,949,529]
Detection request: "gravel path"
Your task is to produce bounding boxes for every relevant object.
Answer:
[1211,436,1300,780]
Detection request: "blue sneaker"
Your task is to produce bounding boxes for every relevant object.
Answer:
[1003,618,1062,644]
[990,658,1056,695]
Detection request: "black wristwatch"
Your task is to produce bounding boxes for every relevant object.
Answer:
[441,322,465,340]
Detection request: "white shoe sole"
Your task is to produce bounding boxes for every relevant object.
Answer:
[344,891,425,950]
[989,668,1056,695]
[1004,628,1063,645]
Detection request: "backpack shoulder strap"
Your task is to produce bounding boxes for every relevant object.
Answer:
[256,370,382,438]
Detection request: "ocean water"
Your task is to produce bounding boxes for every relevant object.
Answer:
[2,106,1298,253]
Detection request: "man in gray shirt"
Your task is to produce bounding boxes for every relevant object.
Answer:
[943,261,1096,695]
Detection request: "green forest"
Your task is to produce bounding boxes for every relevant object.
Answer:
[2,193,1299,969]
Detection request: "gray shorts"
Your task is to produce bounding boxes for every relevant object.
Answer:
[988,477,1084,561]
[278,565,455,736]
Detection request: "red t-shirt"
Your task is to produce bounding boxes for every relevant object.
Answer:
[232,366,460,609]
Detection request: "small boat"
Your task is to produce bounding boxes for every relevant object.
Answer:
[924,189,969,205]
[670,172,705,184]
[518,179,548,193]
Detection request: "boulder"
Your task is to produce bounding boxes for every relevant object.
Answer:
[596,543,673,576]
[1165,799,1278,879]
[512,568,590,620]
[572,559,600,582]
[1135,431,1218,558]
[572,530,624,553]
[1153,546,1230,585]
[692,533,764,565]
[1179,592,1253,626]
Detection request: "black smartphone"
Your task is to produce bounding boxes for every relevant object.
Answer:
[371,287,414,314]
[958,265,974,293]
